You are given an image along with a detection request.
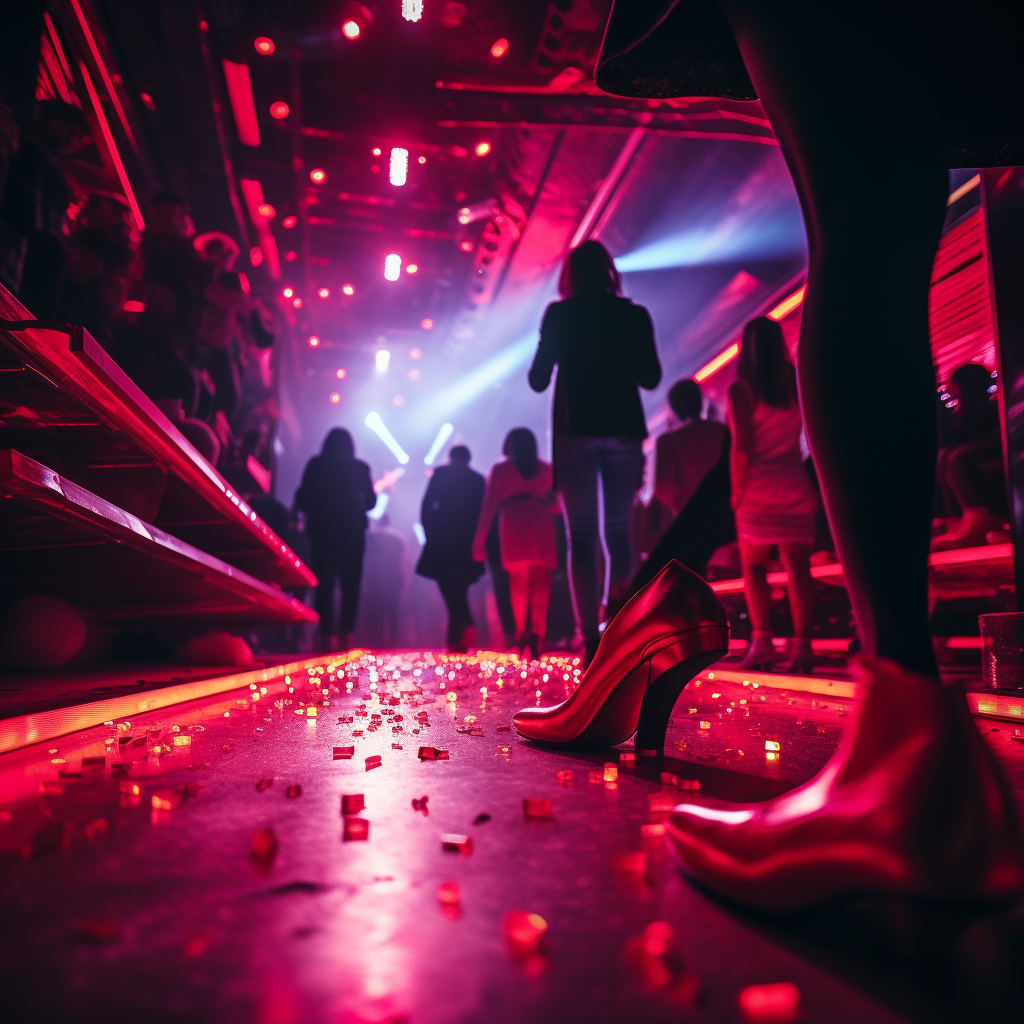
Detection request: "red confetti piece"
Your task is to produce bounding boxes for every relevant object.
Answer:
[151,789,180,811]
[437,881,460,904]
[523,798,553,820]
[502,909,547,951]
[473,812,491,825]
[441,833,472,854]
[333,746,355,760]
[256,778,274,792]
[679,779,701,791]
[556,770,573,785]
[343,817,369,841]
[250,827,279,868]
[412,795,429,813]
[365,756,382,771]
[660,772,678,787]
[738,982,800,1023]
[418,746,449,760]
[286,784,303,798]
[341,793,365,814]
[618,751,635,763]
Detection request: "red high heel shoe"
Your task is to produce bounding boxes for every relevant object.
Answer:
[512,560,729,751]
[667,655,1024,913]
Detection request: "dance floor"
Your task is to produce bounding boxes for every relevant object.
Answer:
[2,650,1023,1024]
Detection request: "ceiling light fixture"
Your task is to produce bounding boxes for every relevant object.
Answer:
[269,100,289,119]
[318,287,330,298]
[384,253,402,281]
[282,215,297,229]
[390,147,409,186]
[490,38,509,58]
[402,0,423,22]
[406,263,418,274]
[310,168,326,183]
[308,336,320,347]
[342,284,355,296]
[342,20,361,39]
[254,36,275,55]
[475,141,491,157]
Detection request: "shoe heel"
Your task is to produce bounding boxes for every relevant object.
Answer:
[635,629,729,753]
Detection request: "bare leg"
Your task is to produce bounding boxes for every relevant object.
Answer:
[529,567,553,640]
[738,541,773,632]
[507,565,530,637]
[778,542,814,638]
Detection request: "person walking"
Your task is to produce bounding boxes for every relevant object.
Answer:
[295,428,375,651]
[472,429,559,660]
[529,240,662,664]
[416,445,486,651]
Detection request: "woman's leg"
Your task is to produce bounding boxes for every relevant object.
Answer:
[599,439,645,599]
[778,542,815,638]
[507,565,530,637]
[528,567,553,641]
[556,439,602,641]
[723,2,948,677]
[738,541,774,633]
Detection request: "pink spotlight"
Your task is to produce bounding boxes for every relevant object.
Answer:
[269,100,290,119]
[308,336,321,347]
[342,20,361,39]
[318,287,330,299]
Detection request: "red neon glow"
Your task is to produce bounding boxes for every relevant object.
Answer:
[308,336,320,347]
[310,168,326,183]
[285,250,296,261]
[342,20,361,39]
[330,392,341,404]
[238,273,250,293]
[69,0,137,152]
[421,318,433,330]
[123,299,144,313]
[406,263,419,274]
[372,147,382,157]
[694,341,740,383]
[418,155,427,164]
[78,63,144,230]
[282,215,297,229]
[767,284,806,322]
[336,368,347,379]
[269,100,290,119]
[342,284,355,296]
[475,141,491,157]
[318,287,330,298]
[491,38,509,58]
[257,203,276,218]
[43,13,74,84]
[139,91,156,110]
[222,60,261,147]
[293,297,303,309]
[459,240,474,252]
[250,246,262,266]
[240,178,282,280]
[254,36,275,55]
[283,287,294,298]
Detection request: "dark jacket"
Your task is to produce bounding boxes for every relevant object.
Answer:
[416,463,486,583]
[295,454,376,542]
[529,293,661,439]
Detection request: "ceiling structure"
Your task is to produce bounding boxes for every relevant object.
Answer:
[53,0,809,498]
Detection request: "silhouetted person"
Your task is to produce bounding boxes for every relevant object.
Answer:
[529,239,662,664]
[472,428,559,659]
[295,428,375,650]
[361,513,407,647]
[416,445,485,651]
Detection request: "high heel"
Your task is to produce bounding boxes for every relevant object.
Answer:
[667,655,1024,913]
[512,560,729,749]
[783,637,813,674]
[737,630,783,671]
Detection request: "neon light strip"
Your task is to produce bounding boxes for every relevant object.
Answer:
[69,0,137,152]
[947,174,981,206]
[43,13,74,82]
[702,667,856,698]
[40,38,74,105]
[222,59,261,146]
[373,467,405,493]
[365,412,410,464]
[767,284,806,322]
[694,341,739,382]
[78,62,144,230]
[424,423,454,465]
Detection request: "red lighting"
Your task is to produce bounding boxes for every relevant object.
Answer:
[283,287,294,298]
[139,91,156,110]
[254,36,275,55]
[293,297,303,308]
[282,215,297,229]
[372,147,382,157]
[222,59,261,147]
[123,299,144,313]
[459,240,474,252]
[310,168,326,183]
[490,38,509,58]
[694,341,740,382]
[250,246,262,266]
[318,287,330,299]
[257,203,276,218]
[420,318,433,330]
[330,392,341,404]
[285,250,296,261]
[418,155,427,165]
[406,263,419,274]
[767,284,807,322]
[342,284,355,296]
[238,272,250,293]
[336,368,347,379]
[269,100,290,119]
[342,20,361,39]
[308,336,321,347]
[475,141,491,157]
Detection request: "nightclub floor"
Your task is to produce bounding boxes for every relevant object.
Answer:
[2,650,1022,1024]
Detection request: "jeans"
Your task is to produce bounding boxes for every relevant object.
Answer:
[311,533,366,636]
[436,577,473,647]
[556,435,644,640]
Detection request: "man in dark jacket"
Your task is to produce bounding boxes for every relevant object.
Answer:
[296,428,375,650]
[416,445,485,651]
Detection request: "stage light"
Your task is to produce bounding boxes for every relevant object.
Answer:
[254,36,275,55]
[222,59,260,147]
[402,0,423,22]
[336,368,347,379]
[413,522,426,545]
[342,20,361,39]
[292,297,303,308]
[384,254,402,281]
[429,334,535,414]
[269,100,289,119]
[394,395,405,406]
[250,245,262,266]
[258,203,276,218]
[285,250,296,261]
[372,146,382,157]
[342,284,355,296]
[310,168,326,183]
[475,141,491,157]
[406,263,418,274]
[418,155,426,164]
[409,348,422,359]
[420,318,433,329]
[140,91,156,110]
[459,240,474,252]
[367,492,389,520]
[282,215,297,229]
[376,349,391,373]
[365,411,409,464]
[123,299,144,313]
[424,423,454,465]
[390,147,409,186]
[283,287,294,298]
[318,287,330,298]
[330,392,341,404]
[491,38,509,58]
[308,335,320,347]
[767,284,806,322]
[694,341,740,382]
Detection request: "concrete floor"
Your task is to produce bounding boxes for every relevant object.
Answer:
[1,651,1022,1024]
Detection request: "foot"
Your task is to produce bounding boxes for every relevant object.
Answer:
[737,631,783,671]
[667,656,1024,912]
[783,637,814,674]
[931,508,1008,551]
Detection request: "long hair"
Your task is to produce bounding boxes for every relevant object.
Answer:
[558,239,620,299]
[322,427,355,459]
[736,317,797,409]
[503,427,539,480]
